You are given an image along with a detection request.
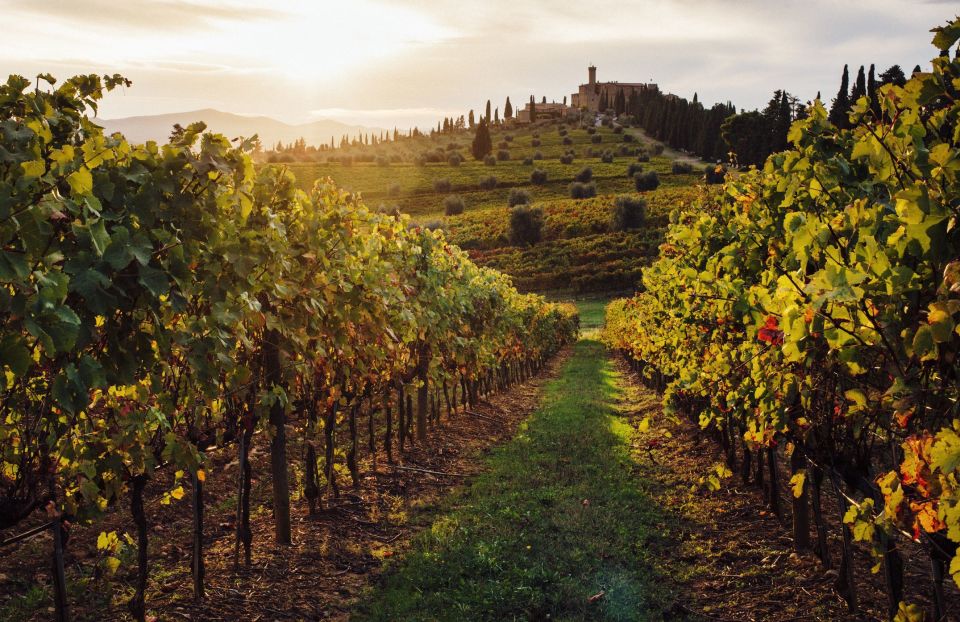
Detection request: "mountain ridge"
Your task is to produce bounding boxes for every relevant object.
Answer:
[97,108,387,147]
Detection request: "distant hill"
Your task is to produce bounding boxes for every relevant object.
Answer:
[96,109,386,147]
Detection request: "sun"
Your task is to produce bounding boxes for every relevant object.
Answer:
[219,0,459,81]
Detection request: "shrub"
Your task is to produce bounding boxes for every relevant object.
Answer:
[509,204,543,246]
[651,143,665,155]
[634,170,660,191]
[388,183,401,198]
[443,194,465,215]
[445,142,460,151]
[704,164,727,184]
[497,149,510,161]
[478,175,498,190]
[559,129,568,136]
[574,166,593,183]
[508,188,531,207]
[505,135,514,142]
[448,153,462,167]
[627,162,644,178]
[563,136,573,145]
[586,127,596,134]
[530,169,548,185]
[637,152,650,162]
[424,220,446,232]
[484,154,497,166]
[376,155,389,167]
[617,145,630,156]
[611,195,647,231]
[534,151,543,160]
[523,157,534,165]
[569,181,597,199]
[532,131,540,138]
[591,134,602,144]
[600,151,614,164]
[622,133,634,143]
[613,126,624,134]
[672,161,694,174]
[559,154,574,164]
[531,139,541,147]
[434,178,452,192]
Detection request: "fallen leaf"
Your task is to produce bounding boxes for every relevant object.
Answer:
[587,590,606,603]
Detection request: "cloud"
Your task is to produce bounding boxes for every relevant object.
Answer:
[2,0,954,128]
[4,0,284,31]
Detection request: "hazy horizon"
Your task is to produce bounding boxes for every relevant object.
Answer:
[2,0,955,130]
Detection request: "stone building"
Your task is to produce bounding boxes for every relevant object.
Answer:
[570,65,658,113]
[516,100,571,123]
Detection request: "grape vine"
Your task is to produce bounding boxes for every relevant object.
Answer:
[605,17,960,612]
[0,73,577,619]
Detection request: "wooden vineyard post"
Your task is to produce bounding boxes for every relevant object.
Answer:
[235,423,253,568]
[765,445,782,518]
[790,447,810,551]
[416,345,430,442]
[129,475,149,622]
[263,327,291,546]
[809,465,831,568]
[879,528,903,619]
[833,476,858,614]
[383,387,394,464]
[51,517,69,622]
[397,384,405,451]
[191,470,205,600]
[924,533,955,621]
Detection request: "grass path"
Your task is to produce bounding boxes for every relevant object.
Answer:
[352,338,689,621]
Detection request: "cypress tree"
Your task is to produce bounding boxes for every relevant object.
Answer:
[485,99,491,123]
[471,120,492,160]
[851,65,867,102]
[468,110,475,128]
[504,97,512,119]
[829,64,851,129]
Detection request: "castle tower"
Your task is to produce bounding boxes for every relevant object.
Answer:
[588,65,597,86]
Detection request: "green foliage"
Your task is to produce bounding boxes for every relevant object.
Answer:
[508,188,531,207]
[569,182,597,200]
[0,71,579,605]
[509,204,544,246]
[605,18,960,587]
[634,171,660,192]
[443,194,465,216]
[611,196,647,231]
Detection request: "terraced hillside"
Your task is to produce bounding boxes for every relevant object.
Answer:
[283,119,708,294]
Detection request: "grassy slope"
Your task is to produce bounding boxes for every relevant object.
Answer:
[353,338,689,622]
[283,121,702,296]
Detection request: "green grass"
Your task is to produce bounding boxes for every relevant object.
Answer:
[353,339,688,622]
[574,298,611,332]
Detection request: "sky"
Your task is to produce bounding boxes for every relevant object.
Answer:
[0,0,955,130]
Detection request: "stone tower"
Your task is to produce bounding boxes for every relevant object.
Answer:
[588,65,597,86]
